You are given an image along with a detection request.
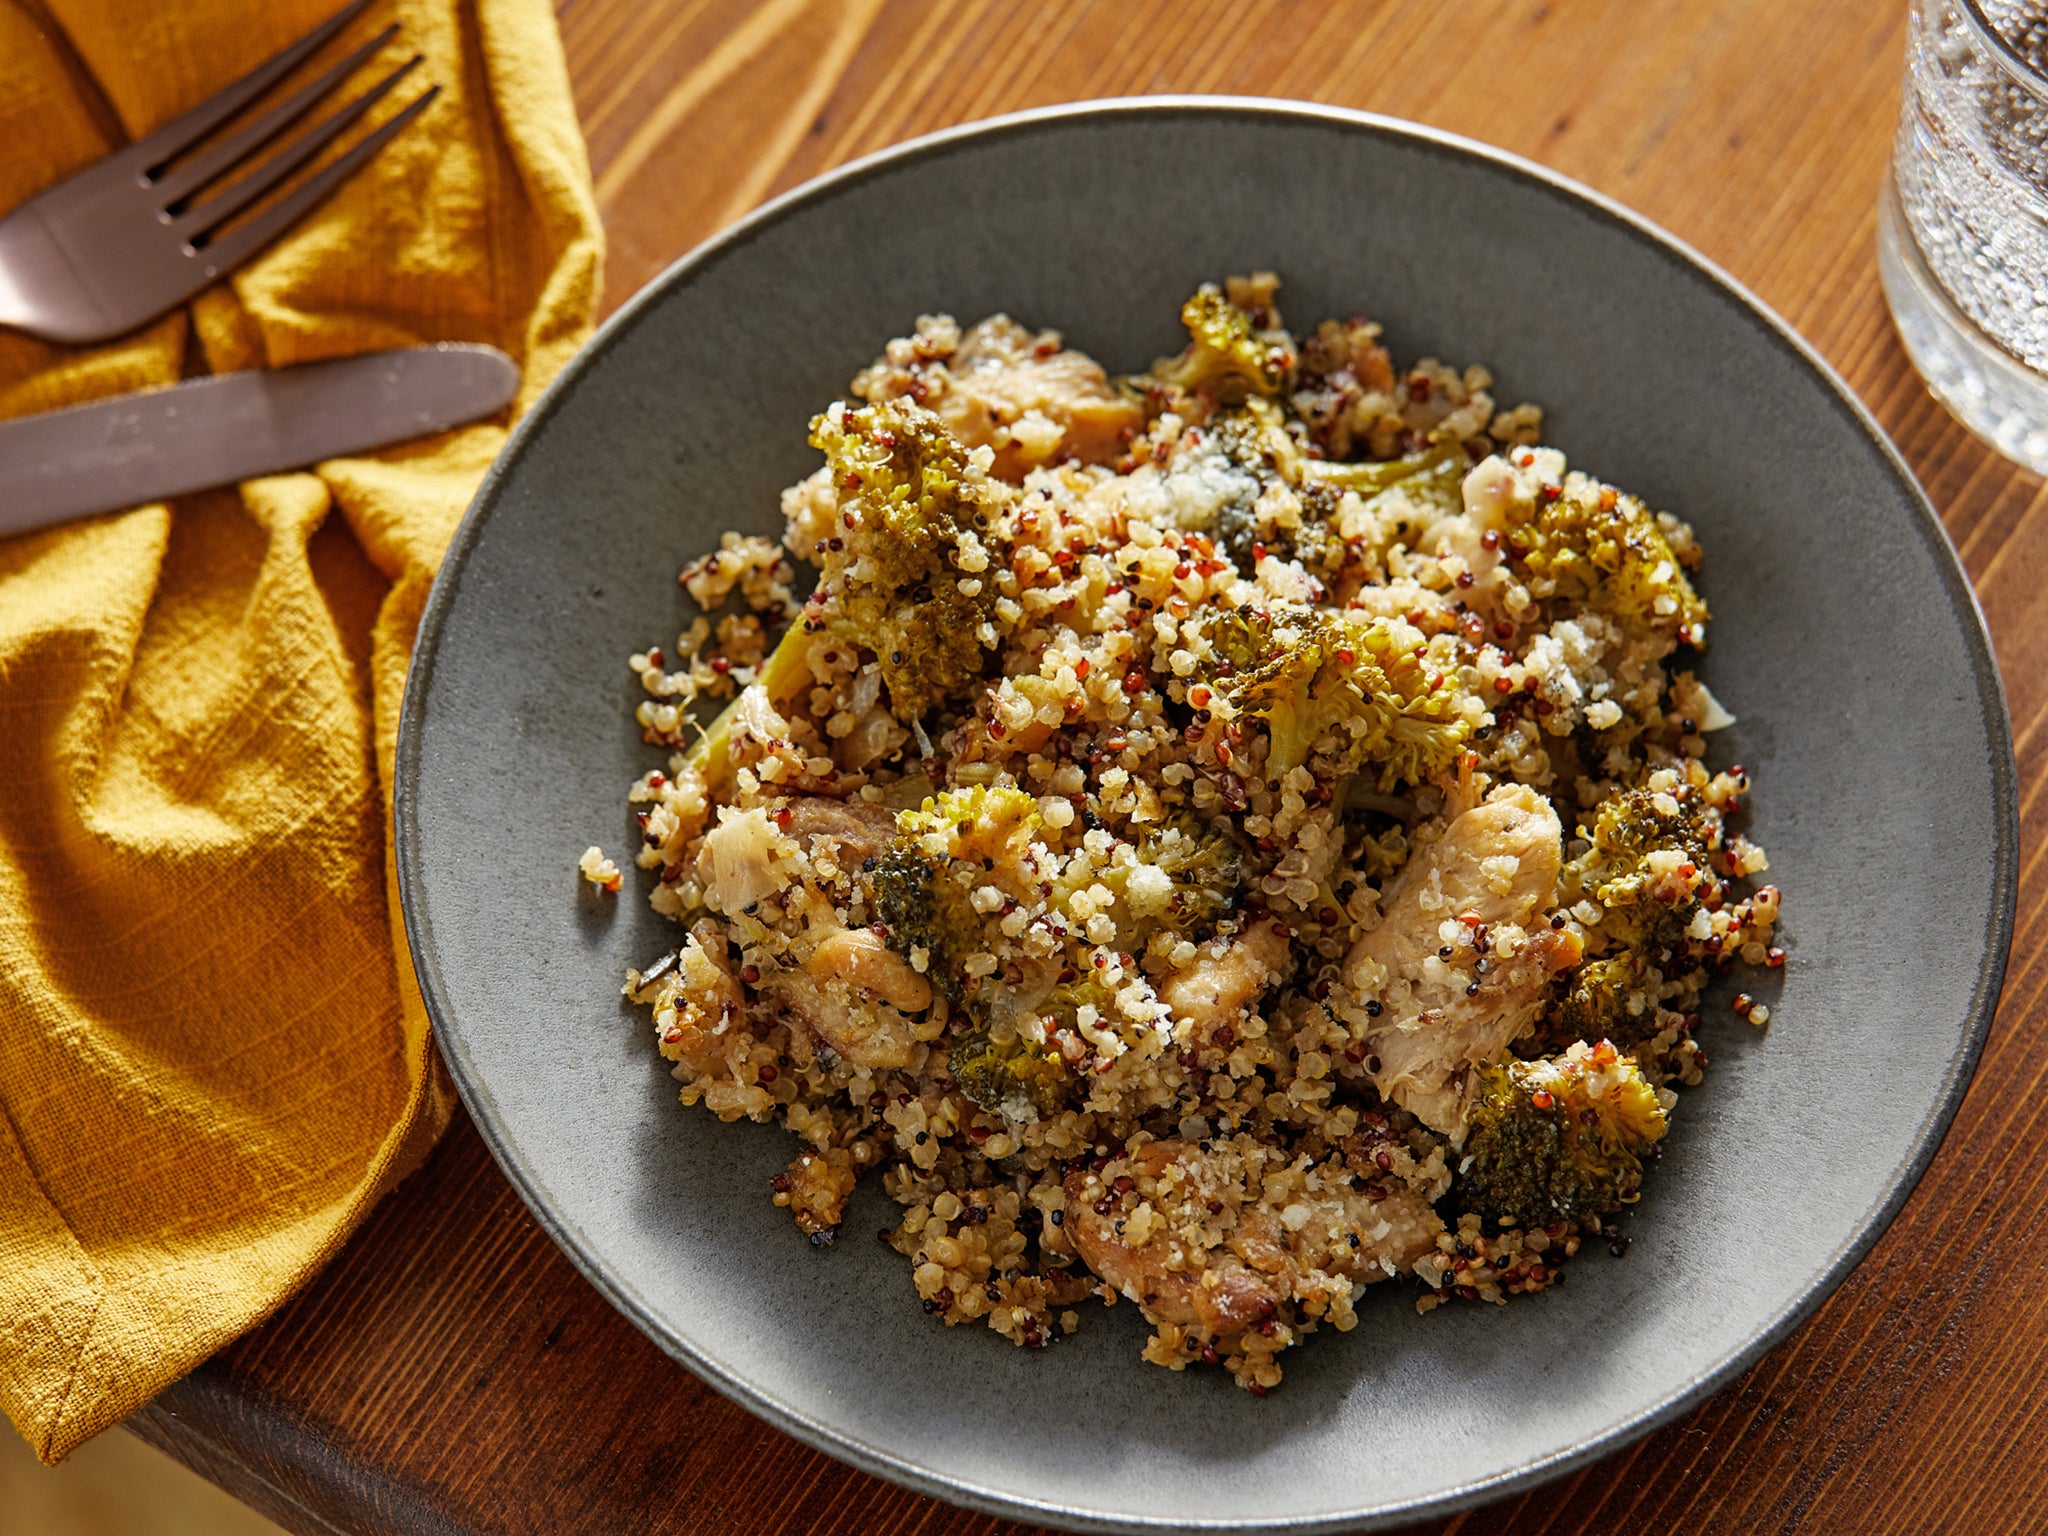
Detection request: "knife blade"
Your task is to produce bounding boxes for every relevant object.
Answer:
[0,344,521,537]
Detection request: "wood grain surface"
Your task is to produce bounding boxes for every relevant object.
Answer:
[127,1,2048,1531]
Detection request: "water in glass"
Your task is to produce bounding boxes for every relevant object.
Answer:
[1881,0,2048,472]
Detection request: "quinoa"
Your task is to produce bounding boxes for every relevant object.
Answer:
[578,845,623,893]
[598,275,1781,1392]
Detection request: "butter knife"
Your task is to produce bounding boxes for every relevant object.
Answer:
[1,344,520,537]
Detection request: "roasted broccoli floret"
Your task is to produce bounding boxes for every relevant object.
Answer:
[864,784,1069,1117]
[1126,819,1240,940]
[1459,1040,1669,1229]
[1192,403,1344,578]
[1503,473,1707,644]
[948,1016,1068,1120]
[1555,954,1655,1044]
[1293,441,1472,575]
[865,784,1039,996]
[1197,404,1292,572]
[1171,403,1469,580]
[803,397,1010,721]
[679,403,1011,792]
[1564,786,1714,954]
[1050,816,1242,949]
[863,838,981,1001]
[1146,286,1295,406]
[951,966,1139,1120]
[864,782,1056,1122]
[1550,785,1717,1042]
[866,828,1065,1117]
[897,782,1040,862]
[677,398,1008,788]
[1202,606,1481,787]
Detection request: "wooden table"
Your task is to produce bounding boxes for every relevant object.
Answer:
[128,2,2048,1531]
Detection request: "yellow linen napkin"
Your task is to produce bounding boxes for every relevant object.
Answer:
[0,0,601,1462]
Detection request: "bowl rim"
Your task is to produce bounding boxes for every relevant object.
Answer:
[394,94,2019,1533]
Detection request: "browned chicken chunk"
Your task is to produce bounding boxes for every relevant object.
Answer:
[1343,785,1580,1134]
[1063,1138,1441,1356]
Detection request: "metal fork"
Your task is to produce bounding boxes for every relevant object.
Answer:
[0,0,437,346]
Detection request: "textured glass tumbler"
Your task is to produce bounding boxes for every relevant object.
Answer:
[1880,0,2048,473]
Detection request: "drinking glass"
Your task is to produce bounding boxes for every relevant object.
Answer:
[1880,0,2048,473]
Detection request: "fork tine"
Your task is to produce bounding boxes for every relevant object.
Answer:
[156,23,401,206]
[127,0,377,172]
[189,85,438,274]
[177,56,422,240]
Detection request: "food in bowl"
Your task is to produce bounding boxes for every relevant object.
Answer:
[597,274,1782,1392]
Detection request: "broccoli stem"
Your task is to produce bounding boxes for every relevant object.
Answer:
[1297,440,1468,497]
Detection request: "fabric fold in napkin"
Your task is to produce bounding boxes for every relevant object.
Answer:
[0,0,601,1461]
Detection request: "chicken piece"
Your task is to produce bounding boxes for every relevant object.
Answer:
[1359,930,1582,1134]
[680,793,897,904]
[1342,784,1580,1134]
[932,317,1142,478]
[780,794,899,867]
[759,924,938,1069]
[1158,919,1293,1036]
[1417,455,1519,623]
[697,806,792,914]
[1064,1139,1441,1344]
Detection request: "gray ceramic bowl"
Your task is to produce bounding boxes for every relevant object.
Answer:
[395,100,2016,1532]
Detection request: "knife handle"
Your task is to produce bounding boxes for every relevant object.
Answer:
[0,344,519,537]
